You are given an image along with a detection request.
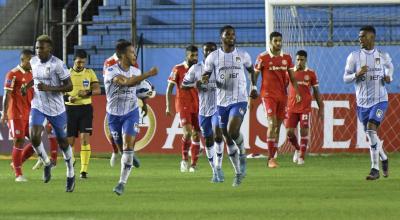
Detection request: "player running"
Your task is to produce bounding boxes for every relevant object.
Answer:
[104,40,158,195]
[182,42,225,182]
[254,31,301,168]
[202,25,258,186]
[285,50,323,165]
[166,45,201,172]
[343,25,392,180]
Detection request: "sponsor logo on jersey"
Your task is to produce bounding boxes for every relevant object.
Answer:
[83,79,90,88]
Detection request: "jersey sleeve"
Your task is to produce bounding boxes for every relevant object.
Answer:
[89,69,99,83]
[287,55,294,70]
[204,53,215,73]
[57,61,71,80]
[168,67,179,85]
[182,65,197,88]
[343,52,357,83]
[104,66,119,83]
[382,52,394,82]
[254,54,264,72]
[4,71,16,91]
[242,51,252,69]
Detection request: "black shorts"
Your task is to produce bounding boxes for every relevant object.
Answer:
[66,104,93,137]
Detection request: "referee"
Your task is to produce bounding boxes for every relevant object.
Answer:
[65,49,100,179]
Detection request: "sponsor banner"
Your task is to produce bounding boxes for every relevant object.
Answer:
[0,94,399,154]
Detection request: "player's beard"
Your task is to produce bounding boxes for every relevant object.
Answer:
[188,60,197,68]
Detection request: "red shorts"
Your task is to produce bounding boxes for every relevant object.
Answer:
[179,111,200,131]
[285,112,310,129]
[7,119,29,139]
[261,96,287,120]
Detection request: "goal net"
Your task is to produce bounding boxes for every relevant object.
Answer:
[268,2,400,154]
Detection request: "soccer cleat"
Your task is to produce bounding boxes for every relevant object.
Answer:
[15,175,28,182]
[43,163,53,183]
[180,160,189,172]
[297,158,305,165]
[240,154,247,178]
[66,176,75,192]
[113,182,125,196]
[80,172,88,179]
[32,158,43,170]
[293,150,300,163]
[189,165,197,173]
[366,168,380,180]
[132,154,141,168]
[268,158,279,168]
[382,159,389,178]
[216,168,224,182]
[110,153,117,167]
[232,173,243,187]
[211,172,219,183]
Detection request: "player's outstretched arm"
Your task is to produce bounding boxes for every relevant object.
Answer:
[113,67,158,87]
[165,82,174,116]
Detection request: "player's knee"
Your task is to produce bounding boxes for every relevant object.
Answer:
[57,138,69,149]
[13,138,25,148]
[300,128,309,137]
[214,135,223,144]
[287,129,295,138]
[205,137,214,148]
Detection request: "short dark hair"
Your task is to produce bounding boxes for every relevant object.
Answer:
[360,25,376,35]
[203,42,217,48]
[36,35,53,47]
[117,38,128,44]
[269,31,282,41]
[74,49,87,60]
[20,49,34,56]
[296,50,307,58]
[185,45,198,53]
[220,25,235,36]
[116,41,132,58]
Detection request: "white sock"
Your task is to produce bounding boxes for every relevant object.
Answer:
[33,143,50,165]
[119,150,134,184]
[62,146,75,178]
[366,130,380,170]
[227,144,240,175]
[378,139,388,161]
[233,133,245,156]
[205,145,216,173]
[214,142,224,169]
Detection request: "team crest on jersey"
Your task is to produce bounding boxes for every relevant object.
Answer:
[235,57,241,63]
[239,107,245,116]
[282,60,287,65]
[83,79,90,88]
[304,75,310,81]
[375,58,380,65]
[376,109,383,118]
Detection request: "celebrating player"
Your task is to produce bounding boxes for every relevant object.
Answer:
[65,49,101,179]
[203,25,258,186]
[28,35,75,192]
[166,45,201,172]
[254,31,301,168]
[285,50,323,165]
[343,25,392,180]
[182,42,225,182]
[104,40,158,195]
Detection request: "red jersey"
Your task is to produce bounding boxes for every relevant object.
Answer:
[254,51,294,98]
[3,65,34,120]
[103,53,139,74]
[168,62,199,113]
[287,68,318,113]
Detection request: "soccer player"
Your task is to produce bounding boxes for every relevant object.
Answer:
[103,39,140,167]
[254,31,301,168]
[1,49,36,181]
[104,40,157,195]
[28,35,75,192]
[65,49,101,179]
[202,25,258,186]
[285,50,323,165]
[343,25,392,180]
[166,45,201,172]
[182,42,225,182]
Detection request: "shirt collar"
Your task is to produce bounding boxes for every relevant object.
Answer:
[268,49,283,57]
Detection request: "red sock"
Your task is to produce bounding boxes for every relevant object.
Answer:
[300,137,308,159]
[49,137,58,164]
[267,138,276,159]
[181,138,191,161]
[190,141,200,166]
[12,147,23,177]
[288,135,300,150]
[21,144,34,163]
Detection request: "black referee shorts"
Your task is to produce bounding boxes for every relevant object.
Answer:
[66,104,93,137]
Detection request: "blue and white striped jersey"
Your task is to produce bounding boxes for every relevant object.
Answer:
[204,48,252,107]
[344,48,394,108]
[182,62,217,117]
[104,63,141,116]
[30,55,70,116]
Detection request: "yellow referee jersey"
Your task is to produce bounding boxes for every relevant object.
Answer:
[65,68,99,105]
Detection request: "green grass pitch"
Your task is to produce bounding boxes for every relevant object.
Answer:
[0,154,399,220]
